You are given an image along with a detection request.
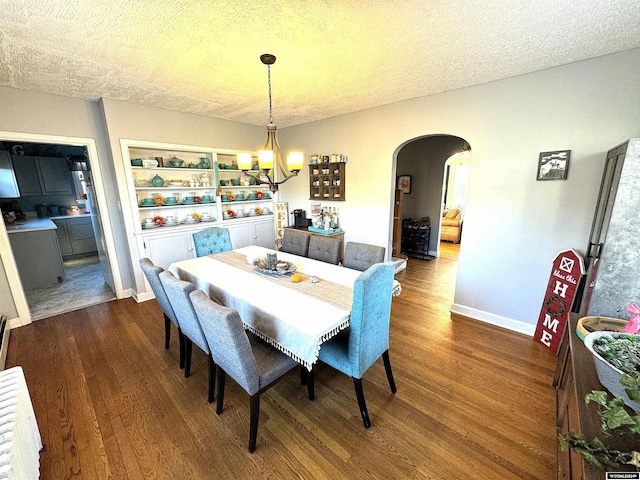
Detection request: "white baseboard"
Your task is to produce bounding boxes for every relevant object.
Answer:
[7,316,30,330]
[450,303,536,336]
[134,290,155,303]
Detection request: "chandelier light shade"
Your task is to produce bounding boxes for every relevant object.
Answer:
[236,53,301,192]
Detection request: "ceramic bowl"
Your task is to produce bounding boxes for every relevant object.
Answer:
[169,159,184,167]
[230,179,241,186]
[584,331,640,411]
[131,159,143,167]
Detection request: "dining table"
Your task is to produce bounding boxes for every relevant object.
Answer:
[168,245,364,370]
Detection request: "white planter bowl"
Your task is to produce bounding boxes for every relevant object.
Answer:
[584,331,640,411]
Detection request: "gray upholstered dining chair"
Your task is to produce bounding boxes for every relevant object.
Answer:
[189,289,311,452]
[139,258,185,369]
[280,228,310,257]
[311,262,396,428]
[343,242,386,271]
[159,271,216,403]
[192,227,232,257]
[307,235,342,265]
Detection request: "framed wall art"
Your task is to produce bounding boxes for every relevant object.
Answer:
[537,150,570,181]
[397,175,412,194]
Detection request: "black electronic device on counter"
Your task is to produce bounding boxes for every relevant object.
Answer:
[293,209,312,228]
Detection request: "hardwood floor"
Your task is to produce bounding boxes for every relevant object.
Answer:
[7,242,557,479]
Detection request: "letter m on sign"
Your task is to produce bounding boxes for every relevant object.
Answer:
[534,249,585,355]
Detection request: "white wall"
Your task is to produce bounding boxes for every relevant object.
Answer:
[279,48,640,334]
[99,99,265,293]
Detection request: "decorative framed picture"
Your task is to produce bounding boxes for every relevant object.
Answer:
[397,175,412,194]
[537,150,570,181]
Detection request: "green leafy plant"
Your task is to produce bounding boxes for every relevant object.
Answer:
[593,334,640,374]
[560,371,640,470]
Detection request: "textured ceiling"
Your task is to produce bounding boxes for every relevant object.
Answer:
[1,0,640,127]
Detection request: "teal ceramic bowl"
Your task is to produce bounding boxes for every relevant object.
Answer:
[131,159,143,167]
[230,178,240,186]
[221,195,229,202]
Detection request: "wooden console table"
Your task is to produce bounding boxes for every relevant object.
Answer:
[554,314,640,478]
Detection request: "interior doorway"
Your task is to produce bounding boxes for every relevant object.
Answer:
[0,132,123,326]
[393,134,471,259]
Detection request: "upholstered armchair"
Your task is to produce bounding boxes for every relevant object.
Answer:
[314,262,397,427]
[440,208,463,243]
[192,227,232,257]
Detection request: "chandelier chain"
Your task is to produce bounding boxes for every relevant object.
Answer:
[267,65,274,124]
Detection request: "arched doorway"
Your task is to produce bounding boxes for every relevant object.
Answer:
[393,134,471,259]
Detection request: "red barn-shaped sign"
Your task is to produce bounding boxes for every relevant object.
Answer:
[534,249,585,354]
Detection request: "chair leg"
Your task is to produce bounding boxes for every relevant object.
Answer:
[382,350,397,393]
[353,378,371,428]
[207,355,216,403]
[306,367,315,401]
[248,394,260,453]
[216,370,226,415]
[163,314,171,349]
[300,366,307,385]
[178,329,185,369]
[184,338,193,378]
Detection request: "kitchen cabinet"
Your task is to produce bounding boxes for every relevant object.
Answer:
[52,219,72,255]
[0,151,21,198]
[8,227,64,289]
[226,218,275,249]
[52,216,97,257]
[11,155,73,196]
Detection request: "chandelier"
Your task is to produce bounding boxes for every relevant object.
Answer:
[237,54,303,192]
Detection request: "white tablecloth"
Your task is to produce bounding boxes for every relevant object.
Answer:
[169,246,362,369]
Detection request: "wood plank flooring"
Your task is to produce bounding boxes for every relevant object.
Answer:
[6,242,557,479]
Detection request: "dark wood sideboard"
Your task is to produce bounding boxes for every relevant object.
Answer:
[554,314,640,479]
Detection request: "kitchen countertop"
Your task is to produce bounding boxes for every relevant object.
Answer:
[5,218,58,233]
[4,213,92,233]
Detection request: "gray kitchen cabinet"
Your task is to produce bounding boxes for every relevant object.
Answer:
[0,151,20,198]
[11,155,42,196]
[11,155,73,196]
[9,229,64,289]
[52,219,73,255]
[53,216,97,257]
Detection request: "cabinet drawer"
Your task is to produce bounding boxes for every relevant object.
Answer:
[69,223,94,240]
[72,238,97,254]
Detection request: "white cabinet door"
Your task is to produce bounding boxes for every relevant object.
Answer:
[254,220,275,248]
[226,219,275,249]
[144,232,194,270]
[226,223,253,249]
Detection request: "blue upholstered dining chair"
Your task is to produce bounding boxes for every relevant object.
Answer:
[192,227,232,257]
[189,289,311,452]
[315,261,396,428]
[280,228,310,257]
[159,271,216,403]
[342,242,385,271]
[139,258,185,369]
